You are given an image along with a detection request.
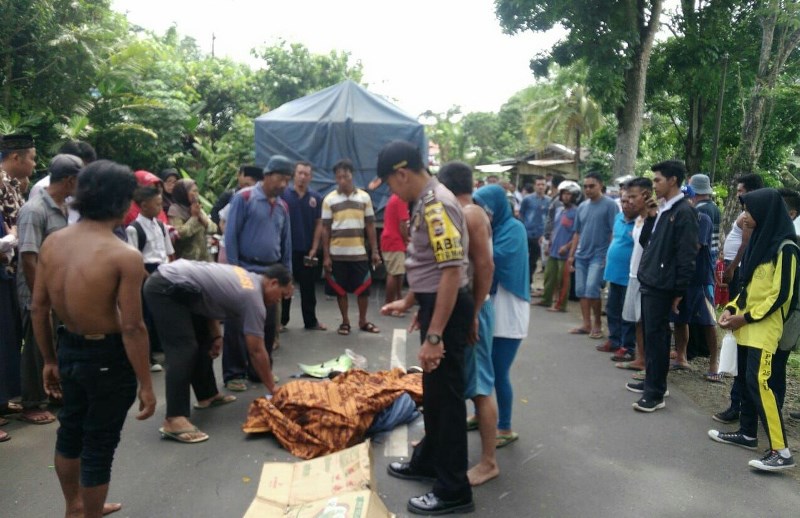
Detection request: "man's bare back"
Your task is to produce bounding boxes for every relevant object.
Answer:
[37,221,144,335]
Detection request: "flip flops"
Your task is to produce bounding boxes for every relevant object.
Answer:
[569,327,590,335]
[615,361,644,371]
[631,371,646,381]
[495,431,519,448]
[705,372,725,383]
[193,394,236,410]
[225,379,248,392]
[589,329,604,339]
[18,410,56,425]
[670,362,691,371]
[337,323,351,336]
[159,427,209,444]
[466,416,479,431]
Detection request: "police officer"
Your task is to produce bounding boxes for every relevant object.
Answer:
[379,141,475,515]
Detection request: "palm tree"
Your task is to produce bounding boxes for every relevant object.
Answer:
[525,83,602,177]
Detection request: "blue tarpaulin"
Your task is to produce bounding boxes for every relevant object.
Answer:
[254,80,427,215]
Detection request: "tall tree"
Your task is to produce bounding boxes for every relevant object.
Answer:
[496,0,663,177]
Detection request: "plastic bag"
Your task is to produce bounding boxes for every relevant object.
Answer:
[719,330,737,376]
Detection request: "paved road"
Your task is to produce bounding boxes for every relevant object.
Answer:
[2,284,799,517]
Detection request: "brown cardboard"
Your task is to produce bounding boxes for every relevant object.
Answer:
[244,441,394,518]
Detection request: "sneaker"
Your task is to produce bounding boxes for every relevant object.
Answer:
[625,382,668,397]
[632,397,665,412]
[707,430,758,450]
[748,450,795,471]
[712,407,740,424]
[149,363,163,373]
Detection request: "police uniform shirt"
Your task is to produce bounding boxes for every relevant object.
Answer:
[405,177,468,293]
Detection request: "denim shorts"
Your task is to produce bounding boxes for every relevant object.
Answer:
[574,256,605,299]
[56,329,137,487]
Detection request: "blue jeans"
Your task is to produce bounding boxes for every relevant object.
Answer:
[55,330,137,487]
[607,282,635,352]
[574,256,604,299]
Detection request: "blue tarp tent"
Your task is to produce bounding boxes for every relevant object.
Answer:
[254,80,427,215]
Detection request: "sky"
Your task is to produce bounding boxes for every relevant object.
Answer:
[111,0,565,117]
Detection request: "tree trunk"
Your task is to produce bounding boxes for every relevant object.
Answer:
[612,0,663,177]
[684,95,704,174]
[575,127,581,179]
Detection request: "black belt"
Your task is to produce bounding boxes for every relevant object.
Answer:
[239,255,277,267]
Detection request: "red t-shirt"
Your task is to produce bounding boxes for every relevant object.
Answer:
[380,194,410,252]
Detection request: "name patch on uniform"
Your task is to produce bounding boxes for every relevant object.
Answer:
[424,202,463,263]
[233,266,255,290]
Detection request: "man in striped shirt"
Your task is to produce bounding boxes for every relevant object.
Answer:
[322,159,381,335]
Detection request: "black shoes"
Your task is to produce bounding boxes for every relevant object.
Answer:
[407,492,475,515]
[748,450,796,471]
[632,397,665,412]
[625,382,669,397]
[712,407,740,424]
[387,462,436,482]
[707,430,758,450]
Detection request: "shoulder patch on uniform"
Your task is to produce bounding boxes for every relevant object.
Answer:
[424,201,464,263]
[422,190,436,206]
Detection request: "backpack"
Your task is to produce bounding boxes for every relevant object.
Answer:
[777,239,800,351]
[130,220,167,253]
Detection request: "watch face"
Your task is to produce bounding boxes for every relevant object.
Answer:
[427,334,441,345]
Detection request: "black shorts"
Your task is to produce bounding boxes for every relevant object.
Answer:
[55,329,137,487]
[325,260,372,296]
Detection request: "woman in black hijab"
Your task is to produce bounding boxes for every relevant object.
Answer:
[160,168,180,212]
[712,188,797,472]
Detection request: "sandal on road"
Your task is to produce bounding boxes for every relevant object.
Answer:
[0,429,9,443]
[159,427,209,444]
[193,394,236,410]
[337,323,351,336]
[616,361,644,371]
[496,431,519,448]
[589,329,604,339]
[705,372,725,383]
[466,416,479,431]
[359,322,380,333]
[225,379,248,392]
[569,327,590,335]
[19,409,56,425]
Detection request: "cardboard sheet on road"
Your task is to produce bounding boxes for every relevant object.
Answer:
[244,441,394,518]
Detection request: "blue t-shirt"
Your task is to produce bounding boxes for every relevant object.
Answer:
[519,193,550,239]
[281,186,322,252]
[603,212,635,286]
[549,206,577,260]
[574,196,619,261]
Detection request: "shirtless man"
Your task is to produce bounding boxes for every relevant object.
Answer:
[437,161,497,486]
[31,160,156,518]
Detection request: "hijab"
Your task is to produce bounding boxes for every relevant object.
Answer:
[737,188,797,310]
[168,179,195,221]
[473,184,530,301]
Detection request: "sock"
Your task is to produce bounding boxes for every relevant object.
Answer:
[778,448,791,458]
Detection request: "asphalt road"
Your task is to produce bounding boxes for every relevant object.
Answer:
[2,283,800,517]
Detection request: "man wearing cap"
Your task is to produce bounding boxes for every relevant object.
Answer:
[379,141,475,515]
[222,156,292,392]
[0,134,36,425]
[322,158,381,335]
[280,160,326,331]
[689,174,720,262]
[16,155,83,426]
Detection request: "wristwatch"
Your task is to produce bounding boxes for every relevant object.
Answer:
[426,333,442,345]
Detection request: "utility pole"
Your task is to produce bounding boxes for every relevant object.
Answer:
[211,33,216,58]
[710,53,729,182]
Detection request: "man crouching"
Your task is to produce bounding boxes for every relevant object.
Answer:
[31,160,156,518]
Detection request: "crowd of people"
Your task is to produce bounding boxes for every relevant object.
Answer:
[1,132,799,516]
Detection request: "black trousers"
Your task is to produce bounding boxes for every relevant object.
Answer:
[221,305,276,383]
[410,288,474,501]
[281,251,321,328]
[641,287,672,400]
[738,346,789,450]
[143,273,218,418]
[528,237,541,283]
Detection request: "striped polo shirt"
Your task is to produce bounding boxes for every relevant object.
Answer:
[322,188,374,261]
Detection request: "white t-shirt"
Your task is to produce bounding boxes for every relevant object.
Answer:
[722,213,744,262]
[794,215,800,237]
[629,216,645,279]
[492,284,529,339]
